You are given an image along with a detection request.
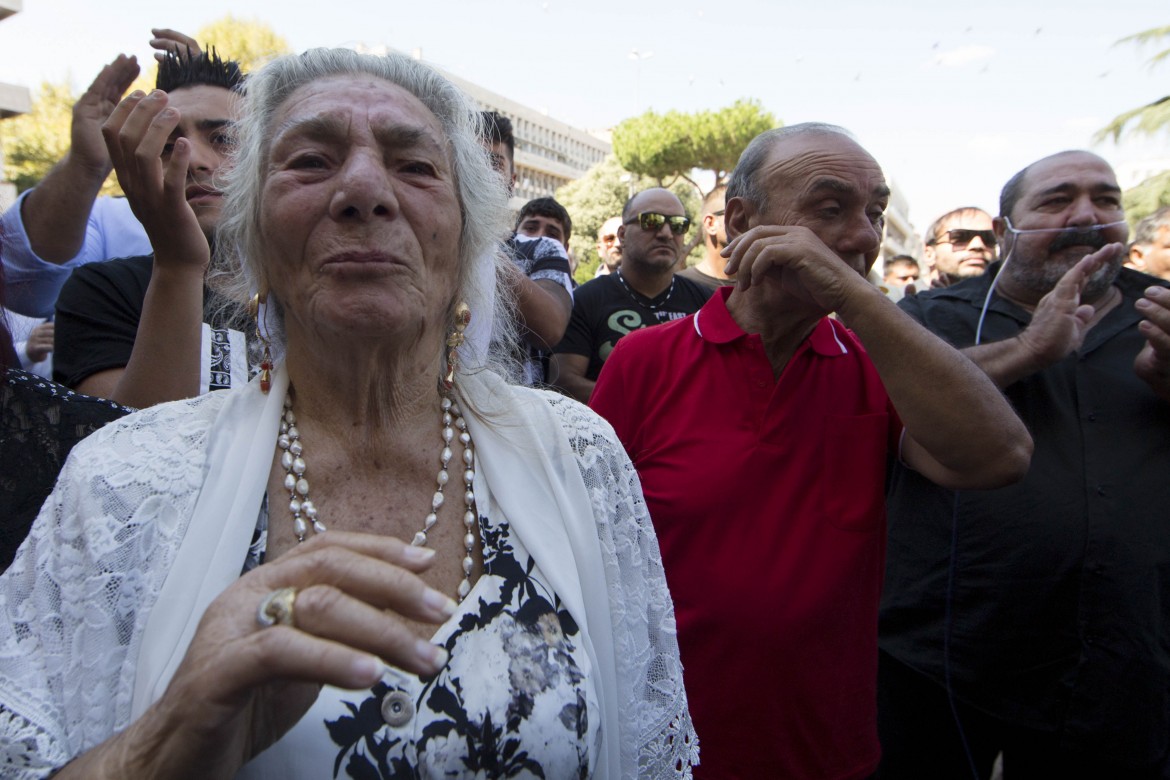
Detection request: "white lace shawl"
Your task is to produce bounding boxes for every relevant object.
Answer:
[0,367,697,779]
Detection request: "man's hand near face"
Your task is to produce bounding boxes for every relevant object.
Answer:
[721,224,873,316]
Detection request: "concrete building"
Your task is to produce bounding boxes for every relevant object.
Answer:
[0,0,33,211]
[423,51,611,209]
[880,179,921,263]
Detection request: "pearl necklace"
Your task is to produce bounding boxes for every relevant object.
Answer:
[277,391,478,601]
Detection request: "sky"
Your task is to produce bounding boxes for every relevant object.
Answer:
[0,0,1166,239]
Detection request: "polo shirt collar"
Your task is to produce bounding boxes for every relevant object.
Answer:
[694,286,849,356]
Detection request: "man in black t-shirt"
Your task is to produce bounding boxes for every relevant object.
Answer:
[551,187,711,402]
[54,254,246,394]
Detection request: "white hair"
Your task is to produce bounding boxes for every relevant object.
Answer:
[211,47,516,379]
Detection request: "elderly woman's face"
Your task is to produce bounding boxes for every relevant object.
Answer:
[260,75,462,349]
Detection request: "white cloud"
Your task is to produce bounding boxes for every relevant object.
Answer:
[932,45,996,68]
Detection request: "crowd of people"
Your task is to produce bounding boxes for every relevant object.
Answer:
[0,26,1168,780]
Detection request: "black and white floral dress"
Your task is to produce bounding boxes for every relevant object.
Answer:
[238,496,601,779]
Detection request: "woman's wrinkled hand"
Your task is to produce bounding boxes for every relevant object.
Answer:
[121,532,456,780]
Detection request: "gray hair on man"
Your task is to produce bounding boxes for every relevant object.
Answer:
[1133,206,1170,246]
[213,47,513,371]
[725,122,855,212]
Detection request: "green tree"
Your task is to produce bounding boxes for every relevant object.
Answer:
[1124,170,1170,225]
[0,81,114,195]
[612,99,777,193]
[128,16,292,95]
[610,99,776,261]
[557,155,699,284]
[194,15,291,74]
[1096,25,1170,142]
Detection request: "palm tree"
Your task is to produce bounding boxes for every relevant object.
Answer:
[1095,25,1170,143]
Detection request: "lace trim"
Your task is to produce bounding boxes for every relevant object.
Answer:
[546,393,698,777]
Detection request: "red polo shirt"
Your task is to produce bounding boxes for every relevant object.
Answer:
[591,287,900,780]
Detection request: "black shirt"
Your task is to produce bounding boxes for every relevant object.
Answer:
[881,264,1170,766]
[54,255,248,392]
[554,271,712,381]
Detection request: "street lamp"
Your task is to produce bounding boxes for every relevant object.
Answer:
[629,48,654,112]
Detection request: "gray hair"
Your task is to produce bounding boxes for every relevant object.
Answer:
[1133,206,1170,246]
[725,122,854,212]
[212,47,515,379]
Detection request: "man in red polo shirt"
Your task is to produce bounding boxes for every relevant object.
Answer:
[590,123,1034,780]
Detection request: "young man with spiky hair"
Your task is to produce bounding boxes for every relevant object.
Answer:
[48,47,249,408]
[0,31,222,317]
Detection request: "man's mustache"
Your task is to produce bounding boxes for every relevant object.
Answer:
[1048,227,1108,253]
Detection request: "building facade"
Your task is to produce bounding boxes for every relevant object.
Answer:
[357,44,611,210]
[0,0,32,211]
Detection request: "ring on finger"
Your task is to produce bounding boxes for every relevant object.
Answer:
[256,586,298,628]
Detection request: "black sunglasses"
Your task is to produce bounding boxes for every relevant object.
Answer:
[931,228,996,248]
[627,212,691,236]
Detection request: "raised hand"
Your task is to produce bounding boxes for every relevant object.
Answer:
[1015,243,1124,367]
[101,90,207,270]
[1134,284,1170,401]
[150,28,202,63]
[69,54,140,177]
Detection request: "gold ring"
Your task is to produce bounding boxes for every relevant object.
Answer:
[256,586,298,628]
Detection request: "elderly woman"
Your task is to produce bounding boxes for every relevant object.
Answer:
[0,49,696,778]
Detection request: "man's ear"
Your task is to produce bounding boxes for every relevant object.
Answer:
[724,196,752,241]
[616,223,627,241]
[703,213,718,236]
[1127,244,1148,272]
[991,216,1013,260]
[992,216,1008,245]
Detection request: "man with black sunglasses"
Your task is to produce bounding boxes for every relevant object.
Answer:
[550,187,711,402]
[922,206,996,288]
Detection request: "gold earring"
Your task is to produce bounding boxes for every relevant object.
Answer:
[443,303,471,391]
[250,293,274,394]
